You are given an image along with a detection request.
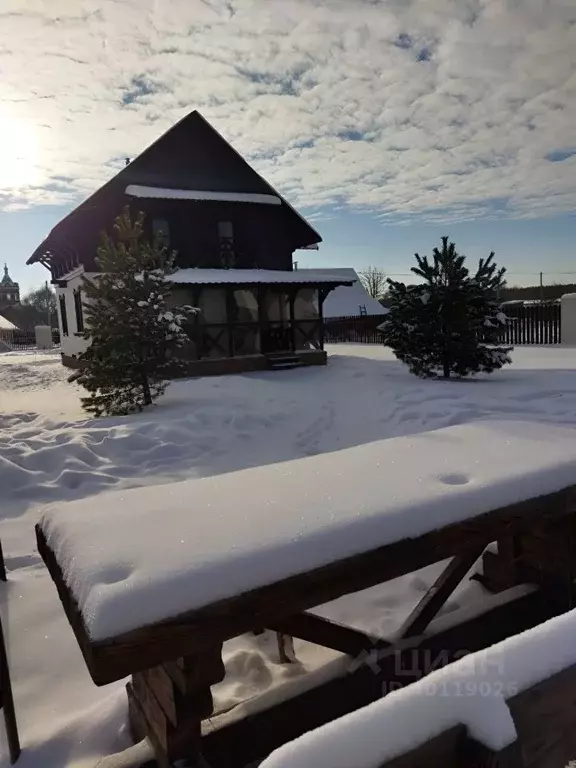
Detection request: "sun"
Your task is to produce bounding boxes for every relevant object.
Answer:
[0,109,40,188]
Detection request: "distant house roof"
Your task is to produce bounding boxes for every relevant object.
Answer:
[170,268,353,286]
[28,110,321,268]
[298,268,386,317]
[0,314,17,331]
[1,264,17,287]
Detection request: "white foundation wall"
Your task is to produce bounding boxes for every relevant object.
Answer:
[561,294,576,346]
[57,270,97,359]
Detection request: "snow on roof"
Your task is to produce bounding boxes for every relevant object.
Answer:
[298,268,386,317]
[169,268,352,286]
[261,605,576,768]
[40,420,576,642]
[0,314,16,331]
[125,185,281,205]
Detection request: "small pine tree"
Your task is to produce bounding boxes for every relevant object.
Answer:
[381,237,512,378]
[74,208,197,416]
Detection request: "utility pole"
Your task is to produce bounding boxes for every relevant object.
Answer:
[539,272,544,303]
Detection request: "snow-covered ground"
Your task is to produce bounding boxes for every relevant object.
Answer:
[2,344,576,766]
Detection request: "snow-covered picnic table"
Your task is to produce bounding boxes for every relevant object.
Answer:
[36,419,576,767]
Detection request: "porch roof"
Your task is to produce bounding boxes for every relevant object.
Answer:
[170,268,354,287]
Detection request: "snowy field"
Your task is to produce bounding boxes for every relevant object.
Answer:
[2,344,576,766]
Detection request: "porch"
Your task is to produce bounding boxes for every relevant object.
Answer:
[169,269,353,375]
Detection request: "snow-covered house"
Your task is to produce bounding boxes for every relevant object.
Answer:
[27,110,352,375]
[298,268,385,318]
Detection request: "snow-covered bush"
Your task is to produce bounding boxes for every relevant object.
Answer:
[380,236,512,379]
[74,207,197,416]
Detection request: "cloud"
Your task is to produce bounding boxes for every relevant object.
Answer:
[0,0,575,223]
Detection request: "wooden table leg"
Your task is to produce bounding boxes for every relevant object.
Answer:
[129,647,224,767]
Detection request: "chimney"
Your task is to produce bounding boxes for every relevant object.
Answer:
[125,157,130,166]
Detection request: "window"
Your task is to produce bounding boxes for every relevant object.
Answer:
[153,218,170,247]
[265,291,290,323]
[294,288,319,319]
[73,289,84,333]
[198,288,227,323]
[218,221,235,268]
[231,289,258,322]
[218,221,233,239]
[59,294,69,336]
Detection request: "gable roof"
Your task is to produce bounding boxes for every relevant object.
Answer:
[298,268,386,317]
[28,111,320,265]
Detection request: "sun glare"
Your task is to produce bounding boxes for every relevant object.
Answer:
[0,109,40,188]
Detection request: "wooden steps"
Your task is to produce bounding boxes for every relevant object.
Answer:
[266,352,305,370]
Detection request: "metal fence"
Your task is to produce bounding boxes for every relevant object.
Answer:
[324,304,562,346]
[324,314,388,344]
[498,302,561,345]
[0,329,61,351]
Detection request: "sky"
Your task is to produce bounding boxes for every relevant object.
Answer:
[1,0,576,294]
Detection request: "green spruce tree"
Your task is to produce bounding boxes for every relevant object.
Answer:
[381,236,512,378]
[74,208,196,416]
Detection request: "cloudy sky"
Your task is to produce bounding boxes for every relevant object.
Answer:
[2,0,576,291]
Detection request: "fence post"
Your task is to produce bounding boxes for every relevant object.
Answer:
[35,326,53,350]
[560,295,576,346]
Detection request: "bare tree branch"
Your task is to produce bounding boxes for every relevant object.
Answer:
[359,265,387,299]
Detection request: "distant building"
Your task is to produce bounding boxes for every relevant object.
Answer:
[0,264,20,309]
[298,268,385,318]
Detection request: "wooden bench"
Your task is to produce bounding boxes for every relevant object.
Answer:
[36,421,576,767]
[260,611,576,768]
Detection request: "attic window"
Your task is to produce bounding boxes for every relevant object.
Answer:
[218,221,233,239]
[218,221,235,268]
[153,218,170,247]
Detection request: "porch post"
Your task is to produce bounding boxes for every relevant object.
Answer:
[318,286,328,351]
[226,286,235,357]
[289,290,296,352]
[258,286,266,354]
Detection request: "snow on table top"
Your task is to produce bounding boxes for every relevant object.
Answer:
[261,606,576,768]
[169,268,351,285]
[40,420,576,641]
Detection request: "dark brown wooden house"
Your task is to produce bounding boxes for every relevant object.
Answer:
[28,110,351,375]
